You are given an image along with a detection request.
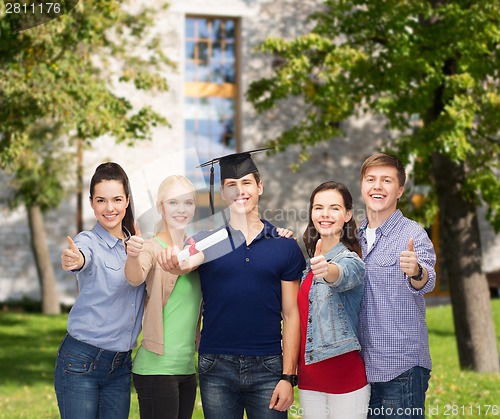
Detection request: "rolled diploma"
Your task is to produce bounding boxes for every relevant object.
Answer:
[178,228,229,262]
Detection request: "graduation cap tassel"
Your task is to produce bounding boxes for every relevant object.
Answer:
[209,165,215,216]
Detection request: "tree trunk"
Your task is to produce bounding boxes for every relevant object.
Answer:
[77,138,84,233]
[432,153,499,372]
[27,204,61,315]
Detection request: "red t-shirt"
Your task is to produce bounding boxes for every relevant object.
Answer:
[298,271,368,393]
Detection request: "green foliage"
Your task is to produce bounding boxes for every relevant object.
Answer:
[247,0,500,230]
[425,300,500,410]
[0,0,172,211]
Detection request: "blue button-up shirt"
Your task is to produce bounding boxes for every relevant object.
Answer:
[67,222,145,352]
[358,210,436,383]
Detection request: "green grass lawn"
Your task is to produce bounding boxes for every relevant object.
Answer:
[0,300,499,418]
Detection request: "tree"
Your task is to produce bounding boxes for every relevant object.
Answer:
[0,0,172,314]
[247,0,500,372]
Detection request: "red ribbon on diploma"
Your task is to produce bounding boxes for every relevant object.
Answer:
[187,238,200,256]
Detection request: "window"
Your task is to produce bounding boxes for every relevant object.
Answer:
[184,16,239,194]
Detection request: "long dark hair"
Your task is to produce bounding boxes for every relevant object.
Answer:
[89,162,136,236]
[303,181,361,258]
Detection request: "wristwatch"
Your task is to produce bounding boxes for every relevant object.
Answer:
[280,374,298,387]
[410,263,424,281]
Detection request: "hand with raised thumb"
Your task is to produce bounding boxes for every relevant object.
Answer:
[310,239,328,278]
[399,237,419,277]
[61,236,83,271]
[134,222,142,238]
[126,234,144,258]
[314,239,323,257]
[126,222,145,257]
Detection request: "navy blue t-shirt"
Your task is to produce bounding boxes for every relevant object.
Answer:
[193,220,306,356]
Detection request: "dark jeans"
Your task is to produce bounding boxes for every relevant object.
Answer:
[368,366,431,419]
[198,353,287,419]
[132,373,197,419]
[54,333,132,419]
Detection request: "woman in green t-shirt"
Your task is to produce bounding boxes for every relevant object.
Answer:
[125,175,202,419]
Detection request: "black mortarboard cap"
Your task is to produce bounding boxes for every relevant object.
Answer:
[198,147,272,215]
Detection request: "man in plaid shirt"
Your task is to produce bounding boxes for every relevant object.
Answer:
[358,153,436,419]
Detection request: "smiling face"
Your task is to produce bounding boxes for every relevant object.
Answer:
[221,173,263,216]
[361,165,405,226]
[159,183,196,232]
[311,189,352,242]
[90,180,130,237]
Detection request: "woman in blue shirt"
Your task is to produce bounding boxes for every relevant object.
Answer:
[55,162,145,419]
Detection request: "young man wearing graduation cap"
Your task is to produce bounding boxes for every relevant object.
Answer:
[158,149,305,419]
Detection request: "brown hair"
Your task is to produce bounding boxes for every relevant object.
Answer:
[360,153,406,187]
[222,171,261,187]
[303,181,361,258]
[89,162,136,235]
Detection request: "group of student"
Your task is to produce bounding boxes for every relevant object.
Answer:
[55,150,436,419]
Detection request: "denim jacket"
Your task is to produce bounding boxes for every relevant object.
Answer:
[301,242,366,365]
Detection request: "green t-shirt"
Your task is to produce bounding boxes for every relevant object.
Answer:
[132,236,202,375]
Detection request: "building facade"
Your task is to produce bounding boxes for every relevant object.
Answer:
[1,0,499,304]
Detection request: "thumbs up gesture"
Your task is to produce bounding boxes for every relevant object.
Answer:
[399,238,419,277]
[310,239,329,278]
[61,236,83,271]
[126,223,144,258]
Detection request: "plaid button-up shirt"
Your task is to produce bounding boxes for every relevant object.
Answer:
[358,209,436,383]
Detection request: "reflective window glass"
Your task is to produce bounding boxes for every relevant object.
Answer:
[184,17,239,192]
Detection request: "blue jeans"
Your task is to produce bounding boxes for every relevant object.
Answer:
[54,333,132,419]
[198,354,288,419]
[368,366,430,419]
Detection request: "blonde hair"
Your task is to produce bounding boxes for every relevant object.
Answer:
[156,175,196,213]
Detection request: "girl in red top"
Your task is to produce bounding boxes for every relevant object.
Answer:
[298,181,370,418]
